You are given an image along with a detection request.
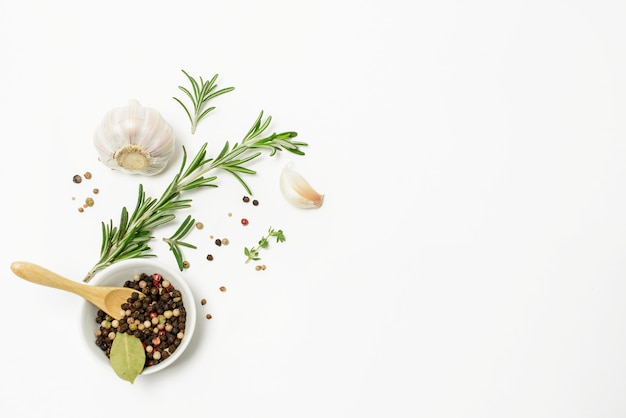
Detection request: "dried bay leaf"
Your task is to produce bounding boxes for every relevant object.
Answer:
[110,333,145,383]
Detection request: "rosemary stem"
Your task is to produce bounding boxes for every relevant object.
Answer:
[84,111,306,282]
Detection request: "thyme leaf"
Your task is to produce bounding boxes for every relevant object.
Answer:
[244,227,286,263]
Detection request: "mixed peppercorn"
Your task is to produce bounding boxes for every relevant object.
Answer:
[72,171,99,213]
[93,272,187,368]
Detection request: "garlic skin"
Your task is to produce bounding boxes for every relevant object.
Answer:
[93,99,175,176]
[279,162,324,208]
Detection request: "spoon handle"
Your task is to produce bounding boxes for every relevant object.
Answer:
[10,261,87,296]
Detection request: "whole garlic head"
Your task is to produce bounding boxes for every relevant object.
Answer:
[94,99,175,175]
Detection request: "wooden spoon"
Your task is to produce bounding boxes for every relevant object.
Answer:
[10,261,137,320]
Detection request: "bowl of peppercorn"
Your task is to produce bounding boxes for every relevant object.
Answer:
[80,259,197,378]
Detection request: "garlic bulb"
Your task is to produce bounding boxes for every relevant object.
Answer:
[93,99,175,176]
[279,162,324,208]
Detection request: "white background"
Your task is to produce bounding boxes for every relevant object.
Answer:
[2,0,626,416]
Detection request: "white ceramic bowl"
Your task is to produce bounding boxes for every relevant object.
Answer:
[80,259,196,376]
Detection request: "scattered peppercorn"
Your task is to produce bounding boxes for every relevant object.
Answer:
[219,286,226,292]
[241,218,249,226]
[201,298,207,305]
[206,254,214,261]
[78,207,84,213]
[227,212,232,217]
[205,314,212,319]
[221,238,229,246]
[196,222,204,230]
[243,196,250,203]
[183,260,190,269]
[215,238,222,246]
[73,174,82,183]
[252,199,259,206]
[93,188,99,194]
[255,265,261,271]
[85,197,95,207]
[84,172,92,179]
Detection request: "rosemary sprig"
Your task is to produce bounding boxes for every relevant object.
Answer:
[173,70,235,134]
[163,215,198,271]
[244,227,286,263]
[83,111,307,282]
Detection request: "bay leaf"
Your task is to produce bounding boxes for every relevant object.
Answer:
[110,332,145,383]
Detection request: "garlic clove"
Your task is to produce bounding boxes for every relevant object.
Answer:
[93,99,175,176]
[279,162,324,208]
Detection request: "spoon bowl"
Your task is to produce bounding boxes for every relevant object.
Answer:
[10,261,136,320]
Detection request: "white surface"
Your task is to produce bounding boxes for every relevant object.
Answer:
[2,0,626,416]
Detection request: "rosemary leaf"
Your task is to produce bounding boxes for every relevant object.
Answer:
[173,70,235,134]
[163,215,198,271]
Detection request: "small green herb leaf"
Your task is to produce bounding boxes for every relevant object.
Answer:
[110,333,145,384]
[244,227,285,263]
